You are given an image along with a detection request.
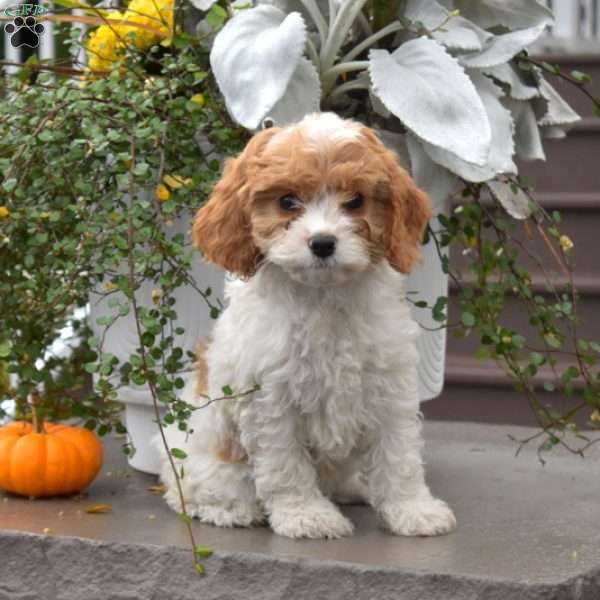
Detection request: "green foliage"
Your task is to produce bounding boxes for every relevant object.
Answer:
[0,31,248,573]
[206,4,228,29]
[170,447,188,460]
[194,544,213,558]
[428,181,600,459]
[0,40,245,430]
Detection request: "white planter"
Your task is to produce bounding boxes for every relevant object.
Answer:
[378,129,450,402]
[124,403,167,473]
[89,213,225,475]
[407,217,449,401]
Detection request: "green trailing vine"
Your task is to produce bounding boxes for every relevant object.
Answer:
[429,179,600,460]
[0,17,249,571]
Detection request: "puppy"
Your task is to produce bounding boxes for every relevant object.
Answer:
[158,112,456,539]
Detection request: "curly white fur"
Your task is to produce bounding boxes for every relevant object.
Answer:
[156,113,456,539]
[158,261,455,538]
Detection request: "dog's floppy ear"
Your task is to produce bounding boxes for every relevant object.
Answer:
[192,156,257,277]
[192,127,281,277]
[357,125,432,274]
[386,163,432,274]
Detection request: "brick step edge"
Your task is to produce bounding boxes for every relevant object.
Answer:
[534,191,600,210]
[444,355,588,390]
[448,274,600,296]
[451,191,600,210]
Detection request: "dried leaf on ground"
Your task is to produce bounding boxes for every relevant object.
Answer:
[85,503,112,514]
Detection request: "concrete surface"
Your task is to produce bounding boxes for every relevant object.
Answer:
[1,422,599,599]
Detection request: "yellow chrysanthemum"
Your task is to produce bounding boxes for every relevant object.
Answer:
[86,0,173,72]
[86,12,127,72]
[123,0,173,49]
[0,206,9,218]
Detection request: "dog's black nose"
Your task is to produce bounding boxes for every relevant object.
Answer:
[309,234,337,259]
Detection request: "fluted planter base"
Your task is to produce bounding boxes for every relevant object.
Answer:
[89,212,225,475]
[124,403,166,474]
[406,215,449,402]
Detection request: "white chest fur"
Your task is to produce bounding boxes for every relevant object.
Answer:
[209,262,420,462]
[284,289,368,459]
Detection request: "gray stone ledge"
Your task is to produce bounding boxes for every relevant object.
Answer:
[2,530,599,600]
[1,422,599,600]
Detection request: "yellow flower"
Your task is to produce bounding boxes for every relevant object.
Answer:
[0,206,9,218]
[85,0,173,72]
[163,174,192,189]
[151,288,163,304]
[103,281,118,291]
[190,94,205,107]
[86,13,126,72]
[155,184,170,202]
[122,0,173,50]
[559,235,574,252]
[591,410,600,424]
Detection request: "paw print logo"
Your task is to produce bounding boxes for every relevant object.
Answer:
[4,16,45,49]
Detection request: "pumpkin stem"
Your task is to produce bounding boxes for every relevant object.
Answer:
[30,391,44,434]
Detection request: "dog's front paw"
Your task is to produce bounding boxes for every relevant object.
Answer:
[188,501,264,528]
[378,497,456,537]
[270,497,354,539]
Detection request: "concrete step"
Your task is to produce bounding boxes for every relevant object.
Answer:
[423,377,595,428]
[533,53,600,119]
[1,426,599,599]
[445,281,600,359]
[519,123,600,194]
[444,352,593,395]
[518,53,600,193]
[450,190,600,281]
[422,354,597,429]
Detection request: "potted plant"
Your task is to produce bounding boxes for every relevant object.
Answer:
[203,0,581,402]
[0,0,245,474]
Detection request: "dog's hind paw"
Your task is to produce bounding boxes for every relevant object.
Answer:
[270,497,354,539]
[378,497,456,537]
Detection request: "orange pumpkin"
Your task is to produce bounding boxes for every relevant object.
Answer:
[0,421,103,497]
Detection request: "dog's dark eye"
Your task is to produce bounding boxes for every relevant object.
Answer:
[279,194,300,212]
[343,195,364,210]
